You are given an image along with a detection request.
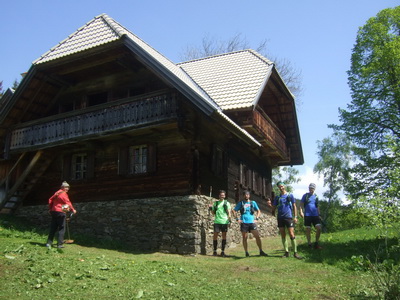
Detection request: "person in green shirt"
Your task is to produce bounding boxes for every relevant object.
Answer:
[209,190,231,257]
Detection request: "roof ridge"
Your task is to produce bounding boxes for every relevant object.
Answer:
[178,49,251,65]
[246,49,274,66]
[100,13,130,37]
[33,14,123,64]
[178,49,274,66]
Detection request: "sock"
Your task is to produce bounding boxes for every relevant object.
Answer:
[213,240,218,251]
[281,237,289,252]
[290,237,298,253]
[221,239,226,251]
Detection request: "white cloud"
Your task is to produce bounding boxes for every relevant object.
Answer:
[291,166,325,199]
[290,166,349,203]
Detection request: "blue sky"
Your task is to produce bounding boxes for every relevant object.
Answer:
[0,0,398,199]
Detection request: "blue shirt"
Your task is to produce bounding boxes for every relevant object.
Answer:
[301,193,319,217]
[234,200,259,223]
[273,193,295,219]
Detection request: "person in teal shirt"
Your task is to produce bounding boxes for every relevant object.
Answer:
[209,190,231,257]
[234,190,268,257]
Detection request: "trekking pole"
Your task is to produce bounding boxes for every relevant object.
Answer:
[66,219,71,240]
[65,213,74,244]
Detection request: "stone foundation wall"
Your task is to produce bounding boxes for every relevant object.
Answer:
[16,195,277,254]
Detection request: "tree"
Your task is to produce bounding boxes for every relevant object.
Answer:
[330,6,400,201]
[314,133,353,230]
[180,33,303,100]
[272,166,300,195]
[0,80,3,98]
[12,79,19,91]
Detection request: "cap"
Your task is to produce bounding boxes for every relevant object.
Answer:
[309,183,316,189]
[61,181,70,188]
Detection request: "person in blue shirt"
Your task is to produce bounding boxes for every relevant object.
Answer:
[234,190,268,257]
[272,181,302,259]
[300,183,322,249]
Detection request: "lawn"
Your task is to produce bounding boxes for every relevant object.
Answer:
[0,215,398,300]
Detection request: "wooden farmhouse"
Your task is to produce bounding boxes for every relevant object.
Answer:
[0,14,303,253]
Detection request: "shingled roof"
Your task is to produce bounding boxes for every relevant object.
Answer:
[178,50,275,110]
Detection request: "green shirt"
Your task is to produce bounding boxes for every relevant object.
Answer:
[213,200,231,224]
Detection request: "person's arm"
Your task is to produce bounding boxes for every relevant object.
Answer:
[271,197,277,216]
[255,208,261,222]
[48,194,54,212]
[299,202,304,218]
[299,194,305,218]
[233,202,242,223]
[292,195,298,223]
[63,194,77,214]
[209,201,215,215]
[316,196,321,219]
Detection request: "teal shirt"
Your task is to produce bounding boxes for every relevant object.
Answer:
[234,200,259,223]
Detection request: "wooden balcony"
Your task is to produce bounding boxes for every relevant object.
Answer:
[8,92,177,151]
[241,110,289,162]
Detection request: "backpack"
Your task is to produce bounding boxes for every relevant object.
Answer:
[275,193,294,210]
[305,193,319,207]
[213,200,229,215]
[240,201,255,215]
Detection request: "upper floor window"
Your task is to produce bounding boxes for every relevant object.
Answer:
[129,145,147,174]
[72,153,87,179]
[119,144,156,175]
[211,145,226,177]
[63,152,94,181]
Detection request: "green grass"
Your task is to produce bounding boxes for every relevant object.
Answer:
[0,216,398,300]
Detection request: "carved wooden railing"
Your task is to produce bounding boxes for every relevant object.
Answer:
[251,110,288,158]
[9,93,177,150]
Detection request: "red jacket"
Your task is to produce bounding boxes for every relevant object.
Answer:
[48,189,75,213]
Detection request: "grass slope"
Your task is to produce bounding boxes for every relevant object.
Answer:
[0,215,397,300]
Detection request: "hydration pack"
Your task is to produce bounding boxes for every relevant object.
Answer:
[240,201,255,215]
[213,200,229,215]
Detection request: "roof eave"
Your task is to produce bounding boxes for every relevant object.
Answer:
[0,65,37,125]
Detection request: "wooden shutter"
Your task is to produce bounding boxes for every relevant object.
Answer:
[118,146,129,175]
[147,143,157,173]
[62,154,72,180]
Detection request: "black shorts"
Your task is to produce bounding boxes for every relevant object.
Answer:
[240,223,257,233]
[214,224,229,233]
[277,218,294,228]
[304,216,321,227]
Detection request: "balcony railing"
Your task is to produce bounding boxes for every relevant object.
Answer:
[251,110,288,159]
[9,93,177,150]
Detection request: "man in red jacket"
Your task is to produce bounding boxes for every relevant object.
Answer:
[46,181,77,248]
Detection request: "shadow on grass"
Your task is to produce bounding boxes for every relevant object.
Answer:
[2,215,399,264]
[0,215,154,255]
[298,235,399,267]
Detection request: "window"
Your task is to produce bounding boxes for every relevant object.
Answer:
[71,153,87,179]
[129,145,147,174]
[211,145,226,177]
[240,164,251,189]
[63,152,94,181]
[118,144,156,175]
